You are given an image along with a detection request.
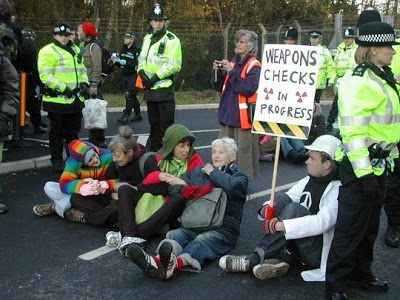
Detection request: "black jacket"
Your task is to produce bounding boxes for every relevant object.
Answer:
[117,43,140,78]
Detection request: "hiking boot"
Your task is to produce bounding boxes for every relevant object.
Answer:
[117,114,130,124]
[158,241,177,280]
[105,231,121,247]
[33,125,48,134]
[384,225,399,248]
[33,202,55,216]
[130,112,143,122]
[127,243,163,279]
[219,255,251,272]
[64,208,86,223]
[118,236,148,257]
[253,259,289,280]
[0,203,8,214]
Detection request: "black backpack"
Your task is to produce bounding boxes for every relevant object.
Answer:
[89,41,114,77]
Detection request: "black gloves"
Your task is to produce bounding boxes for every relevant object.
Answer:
[149,74,160,86]
[0,113,12,139]
[80,83,90,98]
[64,87,74,98]
[360,173,380,201]
[138,70,152,90]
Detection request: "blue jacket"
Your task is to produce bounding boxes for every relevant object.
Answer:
[211,54,261,128]
[169,163,248,243]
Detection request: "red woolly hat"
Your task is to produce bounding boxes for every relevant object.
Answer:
[82,23,98,37]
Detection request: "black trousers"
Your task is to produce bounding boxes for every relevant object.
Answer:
[118,185,186,240]
[70,193,119,227]
[47,112,81,163]
[325,158,387,293]
[314,89,323,104]
[146,100,175,152]
[25,74,42,127]
[384,171,400,226]
[255,195,322,269]
[123,75,140,115]
[327,93,338,125]
[88,83,106,147]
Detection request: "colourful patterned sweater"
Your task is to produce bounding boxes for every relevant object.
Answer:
[59,140,117,195]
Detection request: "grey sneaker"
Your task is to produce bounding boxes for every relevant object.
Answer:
[33,202,55,216]
[252,259,289,280]
[105,231,122,247]
[118,236,148,257]
[219,255,250,272]
[64,208,86,223]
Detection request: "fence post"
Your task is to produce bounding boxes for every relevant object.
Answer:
[223,23,231,59]
[275,25,283,44]
[258,23,267,55]
[294,20,302,45]
[329,11,343,53]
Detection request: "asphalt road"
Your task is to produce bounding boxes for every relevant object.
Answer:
[0,107,398,299]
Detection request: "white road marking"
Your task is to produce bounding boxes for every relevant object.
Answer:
[78,181,297,261]
[78,246,117,260]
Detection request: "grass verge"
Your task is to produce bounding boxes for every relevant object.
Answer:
[104,90,220,108]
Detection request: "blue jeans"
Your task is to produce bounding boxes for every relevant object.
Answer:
[280,137,305,157]
[256,195,322,268]
[166,227,234,265]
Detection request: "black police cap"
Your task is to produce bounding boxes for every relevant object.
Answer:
[356,22,400,46]
[343,27,355,38]
[357,9,382,28]
[53,22,71,36]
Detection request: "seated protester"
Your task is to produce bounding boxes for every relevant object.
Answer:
[33,140,115,219]
[128,137,249,281]
[67,126,163,227]
[305,103,326,145]
[280,137,309,164]
[259,135,276,162]
[219,135,341,282]
[107,124,204,255]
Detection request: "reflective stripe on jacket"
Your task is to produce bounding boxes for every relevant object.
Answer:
[337,64,400,178]
[38,42,88,105]
[137,30,182,90]
[222,57,261,129]
[329,42,357,89]
[316,45,334,89]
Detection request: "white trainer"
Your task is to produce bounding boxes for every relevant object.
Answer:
[105,231,121,247]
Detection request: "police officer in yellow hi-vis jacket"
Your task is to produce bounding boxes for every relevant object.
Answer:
[136,3,182,152]
[309,30,334,104]
[325,22,400,300]
[326,28,358,132]
[38,23,89,172]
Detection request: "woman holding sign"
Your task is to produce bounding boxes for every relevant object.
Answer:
[211,29,261,178]
[325,21,400,299]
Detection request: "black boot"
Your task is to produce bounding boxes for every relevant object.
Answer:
[130,112,143,122]
[385,224,399,247]
[117,114,130,124]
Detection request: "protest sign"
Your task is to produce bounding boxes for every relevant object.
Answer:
[252,44,321,139]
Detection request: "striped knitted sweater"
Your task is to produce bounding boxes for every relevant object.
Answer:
[59,140,117,195]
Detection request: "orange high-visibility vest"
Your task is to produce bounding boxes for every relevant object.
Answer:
[222,56,261,129]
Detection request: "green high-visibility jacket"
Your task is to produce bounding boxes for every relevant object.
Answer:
[38,40,88,112]
[137,30,182,90]
[315,44,334,90]
[337,63,400,178]
[329,41,358,90]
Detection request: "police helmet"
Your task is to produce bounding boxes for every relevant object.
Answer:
[149,3,167,20]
